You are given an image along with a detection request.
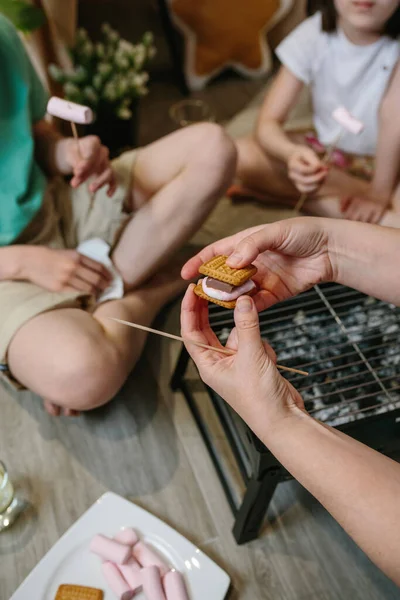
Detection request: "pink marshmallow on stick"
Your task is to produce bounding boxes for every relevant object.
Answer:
[47,96,95,206]
[163,570,190,600]
[141,566,167,600]
[102,561,135,600]
[47,97,93,149]
[294,106,364,213]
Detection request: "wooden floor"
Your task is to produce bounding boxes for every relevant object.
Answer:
[1,1,399,598]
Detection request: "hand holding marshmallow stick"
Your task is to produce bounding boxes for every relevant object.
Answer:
[294,106,365,213]
[109,317,309,376]
[47,97,116,207]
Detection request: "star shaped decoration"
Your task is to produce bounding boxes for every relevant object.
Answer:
[170,0,290,89]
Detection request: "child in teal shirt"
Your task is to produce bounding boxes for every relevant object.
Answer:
[0,15,236,416]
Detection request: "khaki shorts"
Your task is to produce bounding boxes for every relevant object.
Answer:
[0,149,138,385]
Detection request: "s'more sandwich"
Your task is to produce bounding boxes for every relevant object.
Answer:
[194,255,257,309]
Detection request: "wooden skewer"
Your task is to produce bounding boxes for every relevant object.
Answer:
[294,130,343,214]
[109,317,309,376]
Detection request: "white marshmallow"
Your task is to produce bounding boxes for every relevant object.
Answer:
[202,277,256,302]
[332,106,364,135]
[47,97,93,124]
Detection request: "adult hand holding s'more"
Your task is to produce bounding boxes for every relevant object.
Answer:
[181,217,335,312]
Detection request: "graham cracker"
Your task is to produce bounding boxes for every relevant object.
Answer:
[199,255,257,286]
[55,585,103,600]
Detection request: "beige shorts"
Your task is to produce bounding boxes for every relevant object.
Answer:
[0,149,138,384]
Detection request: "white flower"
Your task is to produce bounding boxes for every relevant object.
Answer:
[132,45,146,69]
[147,46,157,59]
[116,106,132,120]
[76,28,88,43]
[93,74,103,90]
[132,73,148,87]
[70,66,87,83]
[143,31,154,45]
[108,30,120,44]
[118,40,135,55]
[98,62,112,77]
[83,86,98,104]
[48,63,64,82]
[96,43,106,58]
[103,81,118,102]
[115,54,130,70]
[81,41,94,58]
[101,23,112,36]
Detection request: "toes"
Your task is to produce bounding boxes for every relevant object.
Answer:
[44,401,61,417]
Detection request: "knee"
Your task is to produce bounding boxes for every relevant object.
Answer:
[47,337,125,411]
[191,123,237,191]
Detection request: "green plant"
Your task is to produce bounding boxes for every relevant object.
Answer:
[49,24,156,120]
[0,0,45,32]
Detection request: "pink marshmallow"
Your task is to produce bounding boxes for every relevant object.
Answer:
[90,534,131,565]
[47,97,93,124]
[332,106,364,135]
[114,528,139,547]
[133,541,169,576]
[163,570,189,600]
[141,566,166,600]
[118,557,142,592]
[102,561,135,600]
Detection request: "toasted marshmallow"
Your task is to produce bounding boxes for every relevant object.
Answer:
[202,277,255,302]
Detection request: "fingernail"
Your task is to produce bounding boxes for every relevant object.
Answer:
[227,253,242,264]
[237,296,252,312]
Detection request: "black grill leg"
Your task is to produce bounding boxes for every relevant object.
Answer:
[170,347,191,391]
[232,474,278,544]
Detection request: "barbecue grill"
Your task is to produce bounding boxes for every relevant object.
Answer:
[171,283,400,544]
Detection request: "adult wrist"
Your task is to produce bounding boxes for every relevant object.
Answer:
[256,403,310,449]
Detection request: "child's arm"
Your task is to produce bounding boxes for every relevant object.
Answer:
[33,120,116,196]
[371,61,400,203]
[0,245,111,294]
[340,62,400,224]
[255,66,327,193]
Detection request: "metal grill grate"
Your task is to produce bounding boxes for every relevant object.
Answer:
[209,283,400,427]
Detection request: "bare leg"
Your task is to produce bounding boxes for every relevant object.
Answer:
[113,123,237,288]
[234,134,372,211]
[8,268,187,414]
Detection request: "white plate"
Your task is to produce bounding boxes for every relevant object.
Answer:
[11,492,230,600]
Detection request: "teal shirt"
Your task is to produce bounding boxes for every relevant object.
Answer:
[0,15,48,246]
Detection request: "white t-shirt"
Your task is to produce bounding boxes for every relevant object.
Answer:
[276,12,400,155]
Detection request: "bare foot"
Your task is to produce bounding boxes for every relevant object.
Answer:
[43,399,80,417]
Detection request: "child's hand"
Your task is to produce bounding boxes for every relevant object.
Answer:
[340,195,387,224]
[64,135,117,196]
[287,145,328,194]
[22,246,112,296]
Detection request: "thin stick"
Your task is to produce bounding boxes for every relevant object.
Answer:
[294,129,343,213]
[109,317,309,376]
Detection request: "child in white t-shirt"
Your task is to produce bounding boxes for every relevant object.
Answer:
[231,0,400,226]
